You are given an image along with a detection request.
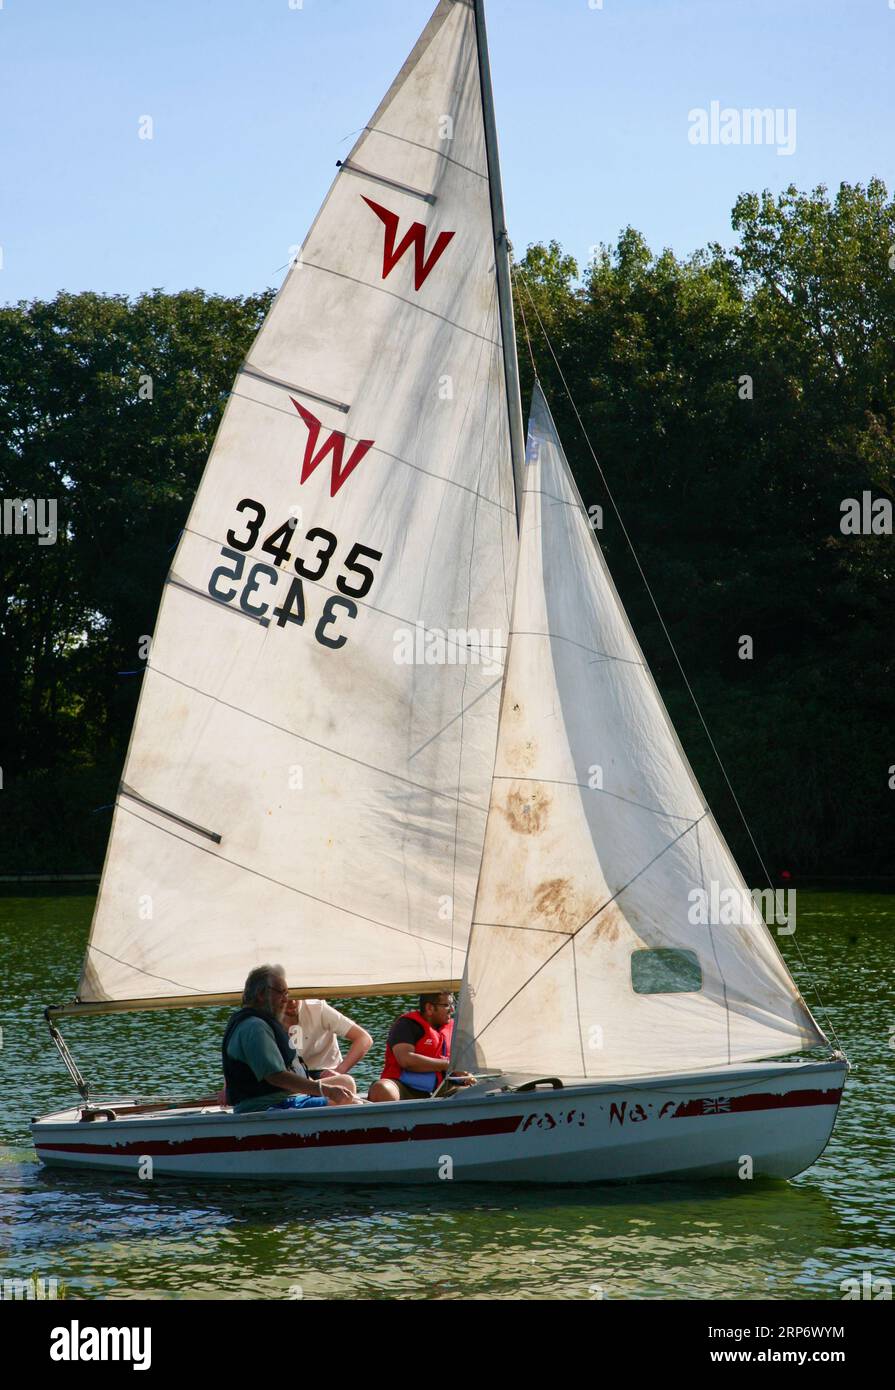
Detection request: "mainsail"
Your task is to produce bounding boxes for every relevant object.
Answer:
[453,384,827,1078]
[79,0,518,1007]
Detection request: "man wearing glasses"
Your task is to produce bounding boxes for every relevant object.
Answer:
[222,964,355,1111]
[368,992,475,1102]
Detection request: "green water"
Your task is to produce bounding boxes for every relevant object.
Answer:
[1,890,892,1300]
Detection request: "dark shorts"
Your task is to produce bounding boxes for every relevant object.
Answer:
[393,1079,434,1100]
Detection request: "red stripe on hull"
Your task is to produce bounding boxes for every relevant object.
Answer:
[36,1113,524,1158]
[34,1086,843,1159]
[670,1087,843,1120]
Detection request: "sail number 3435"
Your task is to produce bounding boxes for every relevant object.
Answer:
[207,497,383,649]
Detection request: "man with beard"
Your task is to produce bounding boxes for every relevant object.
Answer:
[222,965,355,1111]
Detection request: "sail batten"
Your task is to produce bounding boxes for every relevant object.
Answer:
[282,261,505,345]
[79,0,517,1008]
[238,365,351,414]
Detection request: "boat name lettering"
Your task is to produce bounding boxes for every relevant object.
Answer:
[608,1097,731,1126]
[521,1108,585,1132]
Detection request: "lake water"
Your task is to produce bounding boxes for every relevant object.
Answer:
[1,888,892,1301]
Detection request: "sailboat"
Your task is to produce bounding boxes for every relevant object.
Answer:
[33,0,846,1184]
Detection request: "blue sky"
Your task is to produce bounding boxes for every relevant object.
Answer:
[1,0,893,305]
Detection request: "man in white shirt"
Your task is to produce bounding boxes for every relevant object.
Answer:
[283,997,372,1091]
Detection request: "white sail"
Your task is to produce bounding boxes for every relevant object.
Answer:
[80,0,517,1005]
[453,384,826,1078]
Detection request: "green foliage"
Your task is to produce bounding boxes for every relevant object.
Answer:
[1,181,893,876]
[512,181,894,877]
[0,288,272,868]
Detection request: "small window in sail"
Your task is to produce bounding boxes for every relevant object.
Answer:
[631,949,702,994]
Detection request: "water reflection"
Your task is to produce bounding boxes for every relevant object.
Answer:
[8,1162,849,1301]
[2,889,892,1300]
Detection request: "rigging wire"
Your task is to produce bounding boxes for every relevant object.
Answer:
[511,264,843,1054]
[513,268,539,381]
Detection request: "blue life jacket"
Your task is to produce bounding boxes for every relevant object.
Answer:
[222,1006,297,1107]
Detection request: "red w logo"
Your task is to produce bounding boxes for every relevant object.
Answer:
[289,399,375,498]
[362,196,455,292]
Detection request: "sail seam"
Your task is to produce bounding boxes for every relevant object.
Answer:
[522,487,583,509]
[470,921,583,935]
[224,395,515,515]
[83,945,215,998]
[117,805,458,953]
[365,126,488,182]
[297,260,502,348]
[181,524,512,655]
[409,678,504,761]
[469,814,708,1045]
[490,774,699,823]
[144,664,493,815]
[353,0,455,164]
[510,629,643,666]
[696,818,732,1065]
[572,934,587,1075]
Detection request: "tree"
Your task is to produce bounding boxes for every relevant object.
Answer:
[0,288,272,870]
[510,182,895,876]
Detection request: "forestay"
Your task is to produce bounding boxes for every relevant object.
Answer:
[453,384,826,1078]
[81,0,516,1005]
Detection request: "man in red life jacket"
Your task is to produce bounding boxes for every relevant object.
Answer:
[368,992,475,1102]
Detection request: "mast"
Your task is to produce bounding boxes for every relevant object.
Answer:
[473,0,526,532]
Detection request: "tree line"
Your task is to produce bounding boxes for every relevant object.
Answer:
[1,180,892,879]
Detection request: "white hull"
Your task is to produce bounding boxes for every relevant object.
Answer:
[32,1059,845,1185]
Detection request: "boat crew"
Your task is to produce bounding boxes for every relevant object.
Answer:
[368,993,474,1102]
[282,996,372,1083]
[222,965,355,1111]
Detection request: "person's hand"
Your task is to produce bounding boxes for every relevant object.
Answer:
[320,1079,354,1106]
[450,1072,476,1086]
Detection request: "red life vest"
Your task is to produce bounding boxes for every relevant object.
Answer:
[381,1010,453,1092]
